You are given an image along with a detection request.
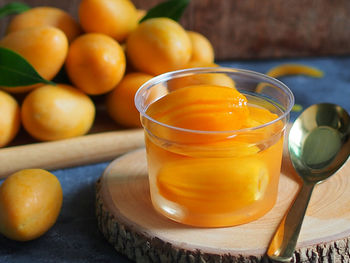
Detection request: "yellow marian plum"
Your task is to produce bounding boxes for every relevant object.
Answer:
[21,84,95,141]
[79,0,138,42]
[0,169,62,241]
[106,72,153,128]
[126,17,192,76]
[6,6,81,42]
[65,33,126,95]
[0,90,20,147]
[0,26,68,93]
[187,31,214,64]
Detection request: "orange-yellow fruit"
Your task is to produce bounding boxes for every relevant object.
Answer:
[157,157,268,214]
[79,0,138,42]
[126,17,192,76]
[21,84,95,141]
[106,72,153,127]
[136,9,146,21]
[0,169,62,241]
[0,90,20,147]
[256,64,324,94]
[187,31,214,64]
[6,6,81,42]
[143,84,249,145]
[0,26,68,93]
[147,84,249,131]
[266,64,324,79]
[65,33,126,95]
[168,62,235,91]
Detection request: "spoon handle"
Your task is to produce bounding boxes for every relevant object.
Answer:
[267,182,315,262]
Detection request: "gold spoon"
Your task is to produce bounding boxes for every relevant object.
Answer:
[267,103,350,262]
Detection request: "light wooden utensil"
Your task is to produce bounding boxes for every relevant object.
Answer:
[0,129,144,179]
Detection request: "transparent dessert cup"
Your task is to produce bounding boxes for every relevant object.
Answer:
[135,67,294,227]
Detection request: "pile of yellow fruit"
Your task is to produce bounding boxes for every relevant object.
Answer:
[0,0,216,147]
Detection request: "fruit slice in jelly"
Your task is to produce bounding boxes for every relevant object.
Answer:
[157,157,269,214]
[238,106,283,143]
[144,84,249,144]
[163,139,260,158]
[147,84,249,131]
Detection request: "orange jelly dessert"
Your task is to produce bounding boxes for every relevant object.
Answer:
[141,84,285,227]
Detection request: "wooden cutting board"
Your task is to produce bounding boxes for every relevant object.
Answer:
[96,148,350,262]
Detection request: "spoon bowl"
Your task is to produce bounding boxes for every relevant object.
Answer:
[267,103,350,262]
[289,103,350,182]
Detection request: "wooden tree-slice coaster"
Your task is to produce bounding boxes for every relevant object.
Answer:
[96,148,350,262]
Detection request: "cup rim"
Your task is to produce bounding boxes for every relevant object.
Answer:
[135,67,295,134]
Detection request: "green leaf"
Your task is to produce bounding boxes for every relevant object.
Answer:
[0,2,30,18]
[140,0,190,23]
[0,47,55,87]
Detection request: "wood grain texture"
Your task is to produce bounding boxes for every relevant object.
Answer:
[96,148,350,262]
[1,0,350,59]
[0,129,144,179]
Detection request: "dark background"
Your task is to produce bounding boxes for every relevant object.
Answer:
[1,0,350,60]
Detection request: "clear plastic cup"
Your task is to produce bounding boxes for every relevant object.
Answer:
[135,67,294,227]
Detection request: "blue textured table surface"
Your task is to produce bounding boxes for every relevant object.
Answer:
[1,56,349,263]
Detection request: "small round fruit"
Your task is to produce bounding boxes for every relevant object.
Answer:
[0,26,68,93]
[126,17,192,76]
[79,0,138,42]
[0,90,20,147]
[65,33,126,95]
[187,31,214,64]
[6,6,81,42]
[0,169,62,241]
[106,72,153,127]
[21,84,95,141]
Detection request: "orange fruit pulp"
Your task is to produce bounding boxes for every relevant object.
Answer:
[142,84,285,227]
